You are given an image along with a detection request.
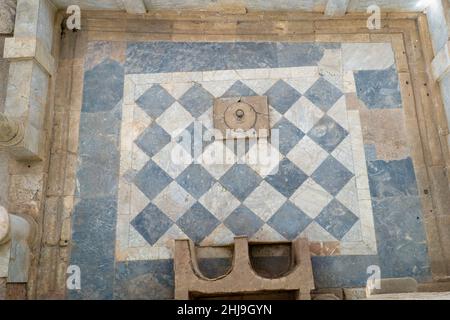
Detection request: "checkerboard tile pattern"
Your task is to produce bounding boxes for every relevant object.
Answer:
[117,66,377,261]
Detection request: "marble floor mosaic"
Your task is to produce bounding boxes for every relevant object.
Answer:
[71,41,431,298]
[117,66,377,261]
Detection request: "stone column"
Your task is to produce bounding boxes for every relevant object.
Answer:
[2,0,56,160]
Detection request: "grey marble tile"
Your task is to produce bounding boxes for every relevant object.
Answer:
[134,160,173,200]
[131,203,174,245]
[265,158,308,198]
[82,59,124,113]
[268,202,312,240]
[354,65,402,109]
[364,144,377,162]
[177,202,220,244]
[135,122,171,157]
[224,42,278,70]
[176,164,216,199]
[315,199,359,240]
[308,115,349,153]
[305,77,343,112]
[273,117,305,155]
[265,80,302,114]
[312,156,354,196]
[114,260,174,300]
[368,158,419,199]
[179,83,215,118]
[136,84,175,119]
[220,164,262,201]
[224,205,264,237]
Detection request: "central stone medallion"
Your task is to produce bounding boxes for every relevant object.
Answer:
[214,96,270,139]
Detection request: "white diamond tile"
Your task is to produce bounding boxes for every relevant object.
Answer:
[241,79,277,96]
[245,139,282,178]
[287,136,328,176]
[129,183,150,219]
[285,76,319,94]
[284,96,324,133]
[269,105,283,128]
[244,181,287,222]
[156,102,194,137]
[290,178,333,219]
[327,95,349,130]
[299,221,337,242]
[252,224,287,242]
[154,224,187,250]
[200,80,236,98]
[341,220,362,242]
[129,224,150,247]
[198,141,235,179]
[132,143,151,172]
[153,181,196,222]
[199,183,240,221]
[201,223,235,246]
[152,142,192,179]
[132,103,153,139]
[197,106,214,130]
[331,136,354,173]
[336,177,360,216]
[160,82,193,99]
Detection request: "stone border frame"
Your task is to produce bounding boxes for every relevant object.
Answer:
[34,10,450,298]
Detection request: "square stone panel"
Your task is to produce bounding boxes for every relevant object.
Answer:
[213,96,270,140]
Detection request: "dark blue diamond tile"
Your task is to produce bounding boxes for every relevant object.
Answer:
[265,80,301,114]
[354,65,402,109]
[273,117,305,155]
[312,156,354,196]
[177,202,220,244]
[131,203,173,245]
[307,115,348,153]
[268,202,312,240]
[135,122,171,157]
[134,160,173,200]
[315,199,359,240]
[305,77,343,112]
[221,80,258,98]
[179,83,214,118]
[224,205,264,237]
[265,158,308,198]
[175,122,215,157]
[176,164,216,199]
[219,164,262,201]
[136,84,175,119]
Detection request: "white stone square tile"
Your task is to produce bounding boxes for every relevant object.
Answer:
[244,181,287,221]
[287,136,328,176]
[156,101,194,137]
[290,178,333,219]
[153,181,196,222]
[284,96,324,133]
[152,142,193,179]
[199,183,240,221]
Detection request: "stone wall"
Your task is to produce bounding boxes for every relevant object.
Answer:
[0,36,11,208]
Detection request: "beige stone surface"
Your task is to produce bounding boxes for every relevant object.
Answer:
[0,0,16,35]
[366,292,450,300]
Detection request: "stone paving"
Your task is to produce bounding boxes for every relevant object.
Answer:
[69,41,431,299]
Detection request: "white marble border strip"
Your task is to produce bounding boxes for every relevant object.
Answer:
[341,109,377,255]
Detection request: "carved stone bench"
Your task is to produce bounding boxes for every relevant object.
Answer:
[174,236,315,300]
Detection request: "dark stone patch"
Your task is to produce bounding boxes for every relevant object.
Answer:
[315,199,359,240]
[307,115,348,153]
[304,77,343,112]
[312,255,380,288]
[354,64,402,109]
[179,83,215,118]
[134,160,173,200]
[221,80,258,98]
[272,118,305,155]
[69,197,117,299]
[176,164,216,199]
[277,43,326,67]
[114,260,174,300]
[134,122,171,157]
[82,59,124,113]
[265,80,302,114]
[198,258,233,279]
[368,158,419,199]
[372,195,431,281]
[136,84,175,119]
